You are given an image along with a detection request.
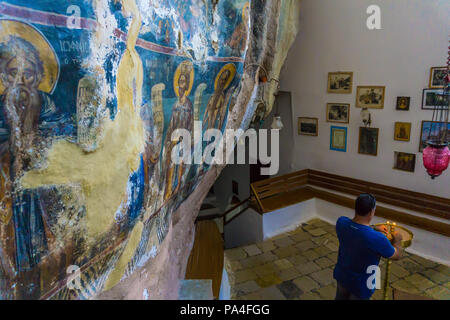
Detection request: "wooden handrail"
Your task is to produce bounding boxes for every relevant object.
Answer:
[196,197,250,222]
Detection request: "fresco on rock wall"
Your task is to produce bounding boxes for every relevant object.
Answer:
[0,0,251,299]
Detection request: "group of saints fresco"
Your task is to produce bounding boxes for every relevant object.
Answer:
[0,0,250,299]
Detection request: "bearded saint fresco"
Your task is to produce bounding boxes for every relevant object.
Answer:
[0,20,75,299]
[203,63,236,131]
[227,1,250,56]
[161,60,194,202]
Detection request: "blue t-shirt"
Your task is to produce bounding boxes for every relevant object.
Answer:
[333,216,395,299]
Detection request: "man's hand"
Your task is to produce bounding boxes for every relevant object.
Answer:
[389,232,404,260]
[391,231,403,245]
[374,225,388,234]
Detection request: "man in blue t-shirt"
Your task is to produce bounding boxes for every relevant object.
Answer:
[333,193,403,300]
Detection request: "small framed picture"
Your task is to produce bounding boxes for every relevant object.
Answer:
[298,117,318,136]
[356,86,385,109]
[358,127,379,156]
[396,96,410,111]
[326,103,350,123]
[394,122,411,142]
[429,67,447,88]
[330,126,347,152]
[419,121,450,152]
[393,152,416,173]
[327,72,353,94]
[422,88,446,109]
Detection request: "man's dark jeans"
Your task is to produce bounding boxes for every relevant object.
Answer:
[335,283,368,300]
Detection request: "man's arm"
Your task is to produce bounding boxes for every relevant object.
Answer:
[388,231,403,260]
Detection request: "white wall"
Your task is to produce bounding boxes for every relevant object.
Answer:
[279,0,450,198]
[263,199,316,239]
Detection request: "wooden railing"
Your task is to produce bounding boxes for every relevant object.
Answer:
[196,197,250,226]
[250,169,450,237]
[250,169,309,212]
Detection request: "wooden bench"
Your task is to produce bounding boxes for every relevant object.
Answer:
[250,169,450,237]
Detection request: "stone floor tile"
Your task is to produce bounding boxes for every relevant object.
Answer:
[307,228,328,237]
[273,258,294,271]
[315,257,335,269]
[314,246,332,257]
[257,286,286,300]
[273,236,295,248]
[390,279,421,295]
[233,280,260,297]
[298,292,321,300]
[390,263,410,278]
[259,251,279,263]
[293,276,320,292]
[252,263,278,277]
[288,254,309,266]
[295,240,316,251]
[327,252,338,263]
[295,261,321,275]
[424,285,450,300]
[255,273,283,288]
[273,245,298,259]
[277,267,301,282]
[290,231,310,242]
[256,241,276,252]
[243,244,263,257]
[277,280,303,299]
[409,254,438,269]
[238,292,262,300]
[239,256,262,269]
[302,224,317,231]
[225,248,247,261]
[316,284,337,300]
[404,273,436,291]
[434,264,450,277]
[420,268,450,284]
[301,249,320,261]
[396,257,426,273]
[309,268,335,286]
[325,241,339,252]
[226,260,244,272]
[234,269,258,284]
[311,235,329,245]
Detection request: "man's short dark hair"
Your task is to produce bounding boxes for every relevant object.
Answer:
[355,193,376,216]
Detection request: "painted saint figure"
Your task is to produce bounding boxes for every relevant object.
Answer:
[161,60,195,201]
[0,21,72,298]
[203,63,236,131]
[227,2,250,56]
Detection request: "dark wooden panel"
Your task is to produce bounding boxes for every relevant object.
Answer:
[185,220,224,299]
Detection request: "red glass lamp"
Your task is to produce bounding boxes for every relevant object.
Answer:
[422,44,450,179]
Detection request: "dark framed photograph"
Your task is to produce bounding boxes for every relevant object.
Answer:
[356,86,385,109]
[298,117,318,136]
[422,89,446,109]
[358,127,379,156]
[327,72,353,94]
[394,122,411,142]
[396,96,410,111]
[393,152,416,173]
[419,121,450,152]
[326,103,350,123]
[330,126,347,152]
[429,67,447,88]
